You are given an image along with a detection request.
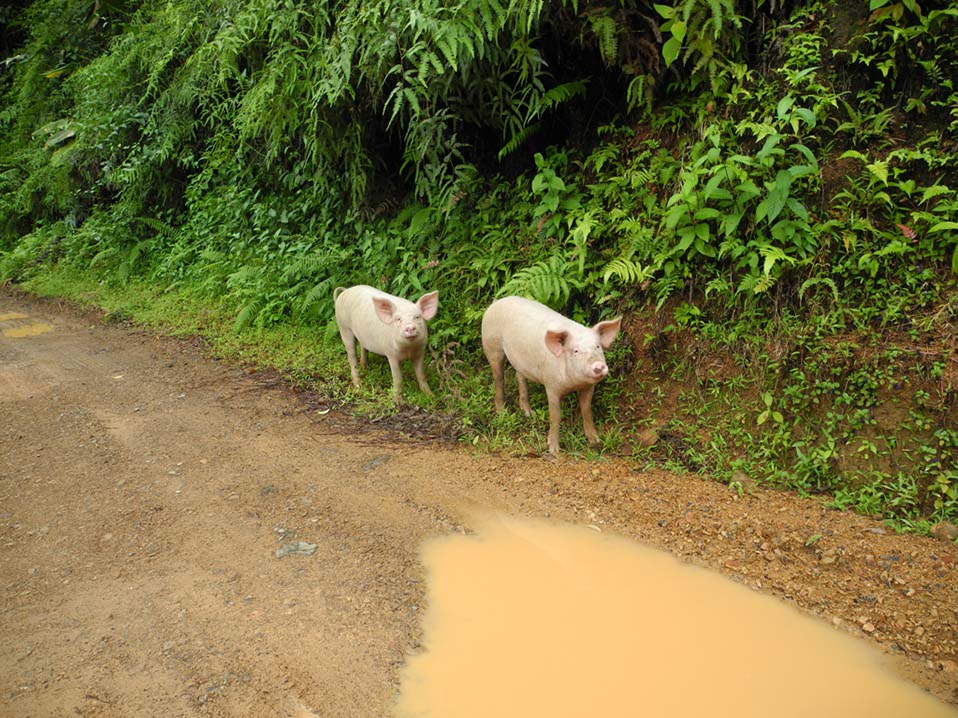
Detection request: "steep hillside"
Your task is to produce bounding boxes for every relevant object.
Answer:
[1,0,957,528]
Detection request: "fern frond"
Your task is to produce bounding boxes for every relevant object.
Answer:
[499,254,581,307]
[601,256,653,286]
[590,15,618,66]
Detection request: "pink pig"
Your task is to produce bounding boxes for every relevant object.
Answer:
[333,285,438,402]
[482,296,622,454]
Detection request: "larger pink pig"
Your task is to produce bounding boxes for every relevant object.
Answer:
[481,296,622,454]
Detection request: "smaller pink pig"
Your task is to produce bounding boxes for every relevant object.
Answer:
[482,296,622,454]
[333,285,438,402]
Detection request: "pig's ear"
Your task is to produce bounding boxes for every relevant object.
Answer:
[372,297,396,324]
[545,329,569,357]
[594,317,622,349]
[417,291,439,321]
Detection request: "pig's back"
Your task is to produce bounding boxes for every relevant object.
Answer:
[335,285,395,355]
[483,296,571,382]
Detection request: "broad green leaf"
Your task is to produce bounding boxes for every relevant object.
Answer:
[408,207,434,234]
[787,198,809,221]
[792,143,819,168]
[724,211,744,237]
[662,36,682,67]
[694,237,716,257]
[671,20,687,42]
[787,165,816,179]
[776,95,795,121]
[930,221,958,232]
[44,128,75,147]
[675,228,696,253]
[758,186,788,224]
[756,134,783,161]
[791,67,819,81]
[793,108,817,129]
[735,181,762,202]
[653,4,674,19]
[921,185,952,203]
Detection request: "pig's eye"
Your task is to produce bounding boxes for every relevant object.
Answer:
[414,315,421,320]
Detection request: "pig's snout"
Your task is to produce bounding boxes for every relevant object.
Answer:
[402,324,420,339]
[590,361,608,379]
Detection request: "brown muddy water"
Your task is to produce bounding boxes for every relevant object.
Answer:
[0,312,53,337]
[396,515,951,718]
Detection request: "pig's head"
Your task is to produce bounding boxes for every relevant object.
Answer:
[545,316,622,384]
[372,291,439,342]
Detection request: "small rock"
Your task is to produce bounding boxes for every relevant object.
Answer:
[275,541,318,559]
[362,455,391,471]
[729,470,758,494]
[930,522,958,543]
[635,427,659,448]
[940,660,958,673]
[724,559,744,571]
[862,527,887,535]
[861,623,876,633]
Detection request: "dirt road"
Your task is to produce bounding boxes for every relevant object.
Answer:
[2,289,956,717]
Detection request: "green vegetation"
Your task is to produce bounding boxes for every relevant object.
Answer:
[2,0,957,531]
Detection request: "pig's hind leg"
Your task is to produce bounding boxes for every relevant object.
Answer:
[482,337,507,412]
[339,326,361,388]
[516,373,533,416]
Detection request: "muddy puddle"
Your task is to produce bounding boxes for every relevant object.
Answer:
[0,312,53,338]
[396,515,951,718]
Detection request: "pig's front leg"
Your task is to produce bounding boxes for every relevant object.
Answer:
[546,387,563,454]
[413,352,432,396]
[387,355,404,403]
[360,345,367,370]
[578,385,600,445]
